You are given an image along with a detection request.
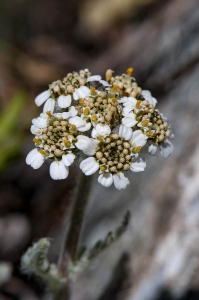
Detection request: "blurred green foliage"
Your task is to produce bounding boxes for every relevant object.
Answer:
[0,92,26,171]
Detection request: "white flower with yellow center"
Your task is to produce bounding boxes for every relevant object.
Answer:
[80,125,147,190]
[77,93,122,130]
[26,112,90,180]
[141,90,157,106]
[73,86,90,100]
[148,140,174,158]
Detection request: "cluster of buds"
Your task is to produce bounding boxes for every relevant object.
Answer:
[26,68,174,190]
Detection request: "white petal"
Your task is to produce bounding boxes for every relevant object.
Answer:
[170,133,175,139]
[113,173,130,190]
[30,125,39,134]
[43,98,55,113]
[123,107,133,116]
[69,106,78,116]
[142,90,157,106]
[98,173,113,187]
[160,113,167,122]
[54,112,71,120]
[69,116,85,127]
[130,158,146,172]
[160,140,174,158]
[100,80,110,86]
[58,95,72,108]
[26,148,44,169]
[82,139,98,155]
[148,144,158,155]
[122,114,137,127]
[35,90,50,106]
[80,157,99,175]
[73,86,90,100]
[75,135,90,150]
[123,97,137,108]
[50,160,69,180]
[39,112,48,119]
[92,124,111,138]
[73,92,79,101]
[77,122,91,132]
[131,130,147,147]
[62,153,75,166]
[118,97,129,103]
[62,112,71,119]
[91,128,97,138]
[32,117,47,128]
[87,75,101,82]
[119,125,132,140]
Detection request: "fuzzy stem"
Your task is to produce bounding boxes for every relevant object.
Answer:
[65,173,92,262]
[52,286,70,300]
[58,172,92,274]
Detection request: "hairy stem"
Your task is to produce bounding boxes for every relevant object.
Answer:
[66,173,92,262]
[58,172,92,273]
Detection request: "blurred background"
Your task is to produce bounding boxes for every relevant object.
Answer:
[1,0,199,299]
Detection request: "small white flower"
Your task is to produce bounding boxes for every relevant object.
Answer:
[80,124,147,189]
[160,140,174,158]
[73,86,90,100]
[58,95,72,108]
[119,125,132,140]
[91,124,111,138]
[122,113,137,127]
[87,75,101,82]
[130,158,146,172]
[43,98,55,113]
[69,116,91,132]
[80,157,99,175]
[54,112,71,119]
[142,90,157,106]
[99,80,110,86]
[98,172,113,187]
[113,173,130,190]
[26,148,45,169]
[148,140,174,158]
[87,75,110,86]
[131,130,147,148]
[62,153,75,166]
[69,106,78,117]
[32,115,47,128]
[50,160,69,180]
[148,143,158,155]
[28,69,174,187]
[35,90,51,106]
[76,136,98,156]
[30,124,40,134]
[75,135,90,150]
[123,97,137,113]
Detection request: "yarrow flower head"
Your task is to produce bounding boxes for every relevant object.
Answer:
[26,68,174,189]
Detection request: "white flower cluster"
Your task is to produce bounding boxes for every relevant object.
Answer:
[26,68,174,190]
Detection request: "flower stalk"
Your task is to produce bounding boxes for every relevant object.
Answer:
[58,172,92,277]
[65,172,92,262]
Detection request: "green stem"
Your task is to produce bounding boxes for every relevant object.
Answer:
[66,173,92,262]
[52,287,70,300]
[58,172,92,273]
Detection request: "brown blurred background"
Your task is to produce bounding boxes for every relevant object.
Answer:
[1,0,199,299]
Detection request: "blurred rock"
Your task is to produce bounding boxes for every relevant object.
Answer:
[0,263,12,286]
[80,0,155,35]
[0,215,30,261]
[1,277,39,300]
